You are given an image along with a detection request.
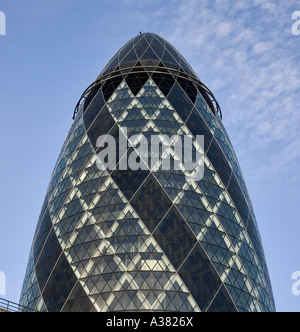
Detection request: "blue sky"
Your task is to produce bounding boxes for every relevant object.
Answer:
[0,0,299,312]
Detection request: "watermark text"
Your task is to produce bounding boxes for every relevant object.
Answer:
[292,271,300,296]
[0,271,6,296]
[0,11,6,36]
[292,11,300,36]
[96,127,205,182]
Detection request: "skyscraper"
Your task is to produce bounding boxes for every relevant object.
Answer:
[20,33,275,312]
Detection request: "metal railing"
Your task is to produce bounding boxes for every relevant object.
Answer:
[0,298,37,312]
[72,65,222,120]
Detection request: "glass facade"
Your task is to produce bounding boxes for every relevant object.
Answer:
[20,33,275,312]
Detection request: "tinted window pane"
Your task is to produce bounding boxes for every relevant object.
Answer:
[33,208,52,265]
[177,77,198,104]
[126,72,150,95]
[83,88,105,131]
[207,138,232,188]
[102,76,124,101]
[186,108,213,153]
[168,83,193,122]
[86,107,116,149]
[207,285,237,312]
[151,73,175,97]
[130,174,173,232]
[179,244,222,311]
[35,229,62,291]
[111,170,149,201]
[154,207,197,269]
[42,254,78,312]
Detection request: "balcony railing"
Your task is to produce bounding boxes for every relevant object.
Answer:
[0,298,37,312]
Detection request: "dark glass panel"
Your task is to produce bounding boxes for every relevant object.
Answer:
[33,208,52,265]
[154,207,197,270]
[140,46,159,62]
[125,72,150,96]
[42,253,78,312]
[120,48,138,65]
[207,138,232,188]
[156,61,169,73]
[179,67,190,79]
[62,283,97,312]
[227,175,249,222]
[140,59,160,68]
[83,88,105,131]
[111,170,149,202]
[102,76,124,101]
[179,244,222,311]
[164,41,181,64]
[161,49,180,70]
[131,60,143,72]
[177,77,198,104]
[197,86,216,115]
[151,72,175,97]
[83,85,102,113]
[150,36,165,59]
[247,215,265,268]
[168,83,193,122]
[86,106,116,149]
[130,174,173,233]
[35,229,62,292]
[186,108,213,152]
[120,61,138,70]
[134,36,149,58]
[207,285,237,312]
[144,33,154,44]
[118,40,134,63]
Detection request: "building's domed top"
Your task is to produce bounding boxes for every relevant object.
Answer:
[99,33,198,80]
[74,33,222,119]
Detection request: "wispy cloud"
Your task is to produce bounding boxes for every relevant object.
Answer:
[158,0,300,182]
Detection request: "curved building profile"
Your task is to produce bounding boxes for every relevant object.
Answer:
[20,33,275,312]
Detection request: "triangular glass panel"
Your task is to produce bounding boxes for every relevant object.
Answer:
[161,49,180,70]
[140,46,160,62]
[134,36,149,58]
[178,243,222,311]
[118,40,135,62]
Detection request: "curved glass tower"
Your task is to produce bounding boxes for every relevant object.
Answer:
[20,33,275,312]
